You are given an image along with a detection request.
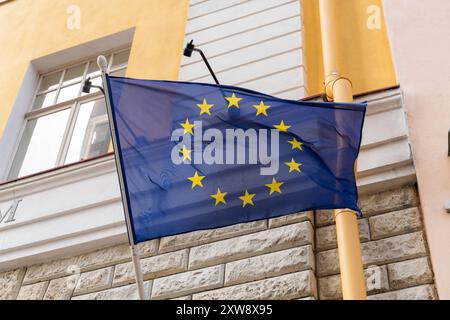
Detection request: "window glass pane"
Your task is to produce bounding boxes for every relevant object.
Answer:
[57,83,81,103]
[111,49,130,69]
[88,122,111,158]
[32,90,57,110]
[110,68,126,77]
[62,64,86,86]
[38,71,62,92]
[86,61,101,78]
[90,76,103,86]
[86,55,111,78]
[65,99,111,164]
[9,109,71,179]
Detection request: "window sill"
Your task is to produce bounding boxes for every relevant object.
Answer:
[0,152,115,188]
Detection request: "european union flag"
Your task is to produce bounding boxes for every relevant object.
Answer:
[106,76,366,244]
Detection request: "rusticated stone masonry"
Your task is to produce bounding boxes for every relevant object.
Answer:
[316,185,437,300]
[0,184,437,300]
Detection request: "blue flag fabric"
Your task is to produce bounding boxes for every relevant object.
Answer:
[106,76,366,244]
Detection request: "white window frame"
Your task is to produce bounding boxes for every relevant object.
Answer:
[7,47,130,180]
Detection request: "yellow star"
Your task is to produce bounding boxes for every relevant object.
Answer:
[187,171,205,189]
[238,189,256,208]
[180,118,195,135]
[197,99,214,116]
[288,138,303,151]
[225,93,242,109]
[179,145,192,161]
[285,158,302,173]
[274,120,291,133]
[265,177,284,195]
[252,101,270,117]
[210,188,228,206]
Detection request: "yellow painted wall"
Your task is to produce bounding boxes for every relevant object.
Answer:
[0,0,397,137]
[0,0,189,137]
[302,0,397,95]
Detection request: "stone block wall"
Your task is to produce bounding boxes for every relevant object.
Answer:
[316,185,437,300]
[0,185,437,300]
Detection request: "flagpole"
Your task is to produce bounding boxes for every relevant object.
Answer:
[318,0,367,300]
[97,55,146,300]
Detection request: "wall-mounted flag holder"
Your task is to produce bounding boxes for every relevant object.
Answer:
[183,40,220,85]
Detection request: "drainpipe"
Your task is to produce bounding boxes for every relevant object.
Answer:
[319,0,367,300]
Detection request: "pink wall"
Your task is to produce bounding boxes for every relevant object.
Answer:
[383,0,450,299]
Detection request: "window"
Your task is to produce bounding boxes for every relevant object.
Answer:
[8,48,131,179]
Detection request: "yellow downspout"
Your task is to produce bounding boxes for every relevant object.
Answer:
[318,0,367,300]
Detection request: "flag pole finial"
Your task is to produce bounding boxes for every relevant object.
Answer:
[97,55,108,72]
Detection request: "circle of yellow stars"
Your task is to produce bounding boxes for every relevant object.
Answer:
[180,92,304,207]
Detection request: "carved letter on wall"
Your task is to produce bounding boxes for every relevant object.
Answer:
[0,199,22,224]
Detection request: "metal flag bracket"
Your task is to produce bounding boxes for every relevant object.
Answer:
[183,39,220,85]
[82,77,105,95]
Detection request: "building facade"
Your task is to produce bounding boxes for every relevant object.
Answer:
[0,0,447,300]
